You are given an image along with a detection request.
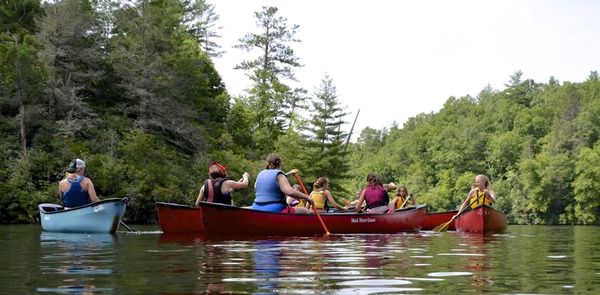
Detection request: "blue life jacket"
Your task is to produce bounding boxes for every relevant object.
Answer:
[253,169,286,206]
[62,176,92,207]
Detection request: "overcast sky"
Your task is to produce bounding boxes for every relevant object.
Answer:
[211,0,600,136]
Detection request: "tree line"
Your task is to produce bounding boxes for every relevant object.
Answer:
[1,0,599,225]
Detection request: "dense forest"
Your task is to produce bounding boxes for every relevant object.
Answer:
[1,0,599,225]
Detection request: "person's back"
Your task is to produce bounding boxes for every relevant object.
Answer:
[203,178,231,205]
[61,175,91,207]
[364,186,386,208]
[59,159,99,209]
[253,168,288,212]
[310,189,326,210]
[252,153,313,213]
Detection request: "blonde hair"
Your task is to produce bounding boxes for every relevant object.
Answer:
[476,174,490,190]
[66,172,78,180]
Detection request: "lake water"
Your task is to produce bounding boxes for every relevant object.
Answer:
[1,224,599,294]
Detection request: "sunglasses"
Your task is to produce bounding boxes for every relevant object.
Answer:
[210,162,227,172]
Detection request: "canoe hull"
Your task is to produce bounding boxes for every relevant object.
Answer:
[455,204,507,234]
[199,202,426,236]
[422,210,458,231]
[38,198,127,233]
[156,202,204,234]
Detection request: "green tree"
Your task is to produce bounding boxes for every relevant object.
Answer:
[301,74,350,196]
[185,0,225,58]
[35,0,104,136]
[233,6,306,155]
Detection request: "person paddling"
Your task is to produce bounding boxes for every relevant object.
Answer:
[195,161,250,207]
[251,153,312,214]
[454,174,496,219]
[388,185,416,213]
[309,177,348,212]
[354,172,397,214]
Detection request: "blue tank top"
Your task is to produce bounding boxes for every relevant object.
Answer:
[62,176,92,207]
[253,169,286,206]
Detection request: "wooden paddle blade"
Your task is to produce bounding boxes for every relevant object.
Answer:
[432,220,452,232]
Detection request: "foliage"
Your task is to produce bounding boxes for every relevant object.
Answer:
[1,1,600,226]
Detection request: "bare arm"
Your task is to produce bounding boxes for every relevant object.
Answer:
[277,174,313,205]
[408,193,416,205]
[195,185,205,207]
[487,189,497,204]
[222,172,250,191]
[355,189,366,212]
[383,182,397,191]
[326,190,347,211]
[83,178,100,202]
[457,189,476,214]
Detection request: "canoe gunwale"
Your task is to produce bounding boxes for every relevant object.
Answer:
[39,197,129,214]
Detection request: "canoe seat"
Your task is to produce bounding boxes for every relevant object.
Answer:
[40,205,64,212]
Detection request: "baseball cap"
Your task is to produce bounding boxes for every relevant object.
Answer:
[66,159,86,173]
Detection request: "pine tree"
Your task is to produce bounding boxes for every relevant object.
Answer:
[232,6,306,155]
[302,74,350,195]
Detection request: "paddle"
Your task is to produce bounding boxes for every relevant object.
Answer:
[399,194,412,209]
[292,170,330,235]
[120,221,136,232]
[432,191,486,232]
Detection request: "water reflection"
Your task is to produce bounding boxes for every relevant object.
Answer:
[458,233,497,292]
[0,226,591,294]
[252,239,283,294]
[38,232,119,294]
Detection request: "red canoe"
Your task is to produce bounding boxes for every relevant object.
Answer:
[455,204,507,234]
[198,202,427,236]
[156,202,204,234]
[422,209,458,231]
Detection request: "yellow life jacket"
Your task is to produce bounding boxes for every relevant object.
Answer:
[395,196,408,209]
[469,188,492,209]
[295,199,306,208]
[311,190,325,210]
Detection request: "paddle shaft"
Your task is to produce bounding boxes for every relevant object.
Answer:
[399,195,411,209]
[453,191,488,220]
[120,221,136,232]
[294,174,330,235]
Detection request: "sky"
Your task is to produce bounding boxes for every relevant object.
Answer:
[211,0,600,136]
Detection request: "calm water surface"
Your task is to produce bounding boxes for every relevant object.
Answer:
[1,224,599,294]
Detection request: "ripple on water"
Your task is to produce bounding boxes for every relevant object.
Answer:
[336,279,421,294]
[428,271,473,277]
[338,279,413,286]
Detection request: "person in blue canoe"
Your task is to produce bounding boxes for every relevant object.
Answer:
[252,153,313,213]
[58,159,100,209]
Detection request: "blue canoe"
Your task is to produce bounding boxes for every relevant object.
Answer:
[38,198,128,233]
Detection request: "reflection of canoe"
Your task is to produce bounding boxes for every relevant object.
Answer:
[455,204,507,234]
[199,202,426,236]
[422,209,458,231]
[155,202,204,234]
[40,232,118,244]
[38,198,127,233]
